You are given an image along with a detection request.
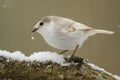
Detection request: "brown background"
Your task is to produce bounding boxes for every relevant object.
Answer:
[0,0,120,75]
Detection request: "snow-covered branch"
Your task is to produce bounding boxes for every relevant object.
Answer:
[0,50,119,80]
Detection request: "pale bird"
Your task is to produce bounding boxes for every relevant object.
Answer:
[32,16,114,59]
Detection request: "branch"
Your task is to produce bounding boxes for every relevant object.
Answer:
[0,56,118,80]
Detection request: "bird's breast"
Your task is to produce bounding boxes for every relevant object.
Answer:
[40,29,83,50]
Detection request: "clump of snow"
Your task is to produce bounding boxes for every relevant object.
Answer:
[28,51,65,64]
[87,63,120,80]
[0,50,27,61]
[61,63,71,66]
[113,75,120,80]
[31,36,35,40]
[0,50,65,64]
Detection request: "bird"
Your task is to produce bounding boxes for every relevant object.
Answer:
[32,16,114,59]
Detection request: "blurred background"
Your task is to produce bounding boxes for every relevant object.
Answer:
[0,0,120,75]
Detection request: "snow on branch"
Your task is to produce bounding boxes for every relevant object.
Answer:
[0,50,120,80]
[0,50,65,64]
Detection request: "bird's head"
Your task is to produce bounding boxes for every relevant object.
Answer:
[32,16,52,32]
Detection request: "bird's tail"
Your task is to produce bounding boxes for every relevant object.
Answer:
[82,29,114,42]
[94,29,114,34]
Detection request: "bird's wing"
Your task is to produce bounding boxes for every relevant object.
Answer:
[58,21,93,33]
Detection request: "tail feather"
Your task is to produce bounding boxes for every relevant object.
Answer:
[83,29,114,41]
[94,29,114,34]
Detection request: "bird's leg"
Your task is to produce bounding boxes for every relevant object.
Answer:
[59,50,68,55]
[70,45,79,59]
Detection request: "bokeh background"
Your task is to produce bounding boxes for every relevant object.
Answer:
[0,0,120,75]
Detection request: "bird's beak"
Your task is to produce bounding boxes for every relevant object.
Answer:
[32,23,40,32]
[32,28,39,32]
[32,24,39,32]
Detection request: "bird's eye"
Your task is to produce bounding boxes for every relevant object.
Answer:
[39,22,44,26]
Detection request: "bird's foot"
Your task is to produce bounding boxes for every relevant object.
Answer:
[59,50,68,55]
